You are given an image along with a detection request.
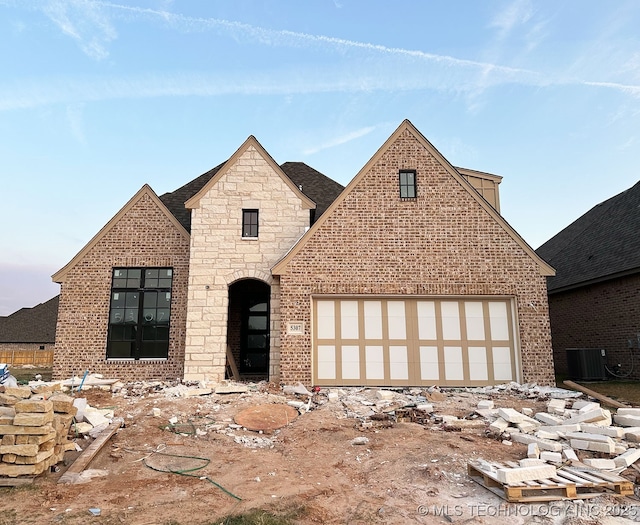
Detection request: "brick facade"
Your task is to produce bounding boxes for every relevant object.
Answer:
[276,127,555,386]
[53,122,555,387]
[548,273,640,379]
[53,189,190,382]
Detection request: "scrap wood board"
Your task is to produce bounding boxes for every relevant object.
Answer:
[468,461,634,503]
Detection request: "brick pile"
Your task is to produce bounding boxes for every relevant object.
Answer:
[0,385,76,478]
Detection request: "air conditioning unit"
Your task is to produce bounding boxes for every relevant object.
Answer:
[566,348,608,381]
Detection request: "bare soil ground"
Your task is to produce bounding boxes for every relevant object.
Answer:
[1,383,638,525]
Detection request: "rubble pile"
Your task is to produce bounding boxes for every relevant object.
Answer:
[0,384,76,477]
[479,396,640,479]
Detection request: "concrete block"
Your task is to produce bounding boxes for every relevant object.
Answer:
[547,398,566,415]
[536,430,560,440]
[214,384,249,394]
[3,386,32,399]
[0,424,53,436]
[580,424,625,438]
[565,432,617,444]
[0,443,39,456]
[519,458,546,467]
[51,394,77,415]
[535,412,564,425]
[83,408,110,428]
[73,398,87,422]
[376,390,394,400]
[616,408,640,417]
[496,464,556,484]
[522,407,534,417]
[0,393,20,406]
[563,448,578,461]
[12,411,53,427]
[537,424,581,433]
[584,458,617,470]
[517,421,538,433]
[181,388,212,397]
[477,400,494,410]
[570,438,616,454]
[613,448,640,468]
[615,444,628,455]
[14,399,53,414]
[574,401,600,412]
[511,434,563,452]
[527,442,540,458]
[540,451,563,463]
[614,414,640,427]
[416,404,434,413]
[624,429,640,442]
[565,408,609,425]
[498,408,525,424]
[489,417,509,433]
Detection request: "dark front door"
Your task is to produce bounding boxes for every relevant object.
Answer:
[230,280,270,375]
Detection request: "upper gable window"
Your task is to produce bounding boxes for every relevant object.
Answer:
[242,209,259,238]
[399,170,417,199]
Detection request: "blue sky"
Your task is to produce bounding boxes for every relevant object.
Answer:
[1,0,639,316]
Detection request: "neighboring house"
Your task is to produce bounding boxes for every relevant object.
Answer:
[0,296,59,359]
[536,181,640,379]
[53,120,555,387]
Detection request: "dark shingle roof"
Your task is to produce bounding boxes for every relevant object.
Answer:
[159,162,225,232]
[280,162,344,220]
[159,161,344,232]
[0,295,59,343]
[536,180,640,292]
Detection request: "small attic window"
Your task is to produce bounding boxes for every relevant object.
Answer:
[399,170,417,199]
[242,209,259,238]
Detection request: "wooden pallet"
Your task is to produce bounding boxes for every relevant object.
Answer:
[468,461,634,503]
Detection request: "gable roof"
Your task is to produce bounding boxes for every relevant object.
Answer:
[184,136,316,211]
[0,295,59,343]
[53,185,189,283]
[159,160,344,232]
[273,119,555,276]
[536,180,640,293]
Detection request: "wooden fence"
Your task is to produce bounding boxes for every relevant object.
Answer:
[0,349,54,367]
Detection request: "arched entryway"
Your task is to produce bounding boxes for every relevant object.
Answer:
[227,279,270,379]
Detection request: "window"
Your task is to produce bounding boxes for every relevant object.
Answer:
[107,268,173,360]
[242,209,259,238]
[399,170,417,199]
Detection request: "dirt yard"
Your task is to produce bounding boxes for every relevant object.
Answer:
[1,381,639,525]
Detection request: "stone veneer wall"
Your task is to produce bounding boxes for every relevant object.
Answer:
[548,273,640,379]
[53,192,190,382]
[278,128,555,386]
[183,146,310,382]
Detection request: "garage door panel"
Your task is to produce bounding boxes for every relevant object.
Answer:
[317,345,336,380]
[389,345,409,380]
[365,345,384,380]
[417,301,437,339]
[419,346,440,381]
[341,345,360,380]
[341,301,359,339]
[314,297,519,386]
[441,302,461,339]
[468,346,489,381]
[492,346,513,381]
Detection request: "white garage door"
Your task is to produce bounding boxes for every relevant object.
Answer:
[313,297,520,387]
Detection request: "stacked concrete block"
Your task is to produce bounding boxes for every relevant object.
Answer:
[0,387,77,478]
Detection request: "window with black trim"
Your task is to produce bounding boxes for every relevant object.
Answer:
[242,209,259,238]
[107,268,173,360]
[399,170,417,199]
